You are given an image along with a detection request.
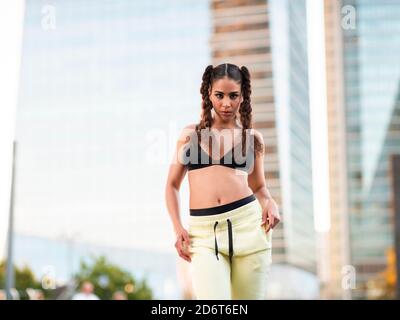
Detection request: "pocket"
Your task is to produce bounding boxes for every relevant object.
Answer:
[265,228,272,246]
[259,225,272,249]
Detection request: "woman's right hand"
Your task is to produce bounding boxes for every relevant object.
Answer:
[174,226,192,262]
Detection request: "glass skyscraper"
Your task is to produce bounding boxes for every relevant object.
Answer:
[326,0,400,299]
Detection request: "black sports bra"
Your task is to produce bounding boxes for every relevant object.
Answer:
[181,137,255,172]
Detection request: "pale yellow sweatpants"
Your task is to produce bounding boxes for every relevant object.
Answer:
[188,199,272,300]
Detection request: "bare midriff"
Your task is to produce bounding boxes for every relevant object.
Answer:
[188,165,254,209]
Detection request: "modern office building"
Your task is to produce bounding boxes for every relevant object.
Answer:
[323,0,352,299]
[325,0,400,299]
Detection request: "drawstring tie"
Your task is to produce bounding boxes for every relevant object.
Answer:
[227,219,233,265]
[213,219,234,265]
[213,221,219,260]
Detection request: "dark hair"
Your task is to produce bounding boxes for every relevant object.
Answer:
[196,63,263,157]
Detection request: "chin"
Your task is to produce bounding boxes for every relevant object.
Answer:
[220,116,233,122]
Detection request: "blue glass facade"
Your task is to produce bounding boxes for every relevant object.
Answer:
[342,0,400,298]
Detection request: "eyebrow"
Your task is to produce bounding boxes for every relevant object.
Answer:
[214,91,239,94]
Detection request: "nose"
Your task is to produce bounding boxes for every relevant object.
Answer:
[222,97,231,108]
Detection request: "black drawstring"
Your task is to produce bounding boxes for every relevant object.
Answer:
[213,219,234,265]
[214,221,219,260]
[227,219,233,265]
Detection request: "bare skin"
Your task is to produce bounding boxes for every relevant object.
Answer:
[165,77,281,262]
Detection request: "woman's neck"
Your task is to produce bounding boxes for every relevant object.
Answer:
[211,117,240,130]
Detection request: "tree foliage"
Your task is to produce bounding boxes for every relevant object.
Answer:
[73,255,153,300]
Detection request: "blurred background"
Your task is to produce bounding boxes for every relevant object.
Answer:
[0,0,399,300]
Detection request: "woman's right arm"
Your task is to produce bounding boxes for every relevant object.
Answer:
[165,125,195,262]
[165,156,187,234]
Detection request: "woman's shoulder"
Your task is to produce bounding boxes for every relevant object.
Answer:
[178,123,198,143]
[250,128,264,144]
[249,128,265,157]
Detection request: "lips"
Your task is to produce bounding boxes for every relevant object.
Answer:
[221,112,233,116]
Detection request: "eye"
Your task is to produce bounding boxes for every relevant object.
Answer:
[230,94,238,99]
[215,93,223,99]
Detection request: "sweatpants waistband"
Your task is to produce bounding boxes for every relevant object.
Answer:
[190,194,256,216]
[188,196,262,234]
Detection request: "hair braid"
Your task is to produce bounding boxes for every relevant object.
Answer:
[239,66,263,157]
[196,65,214,144]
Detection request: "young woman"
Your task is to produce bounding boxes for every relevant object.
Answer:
[165,63,281,300]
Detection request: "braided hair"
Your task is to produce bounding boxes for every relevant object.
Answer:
[196,63,264,158]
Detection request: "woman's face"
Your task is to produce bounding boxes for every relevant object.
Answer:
[209,77,243,122]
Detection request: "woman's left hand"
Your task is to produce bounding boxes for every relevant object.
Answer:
[261,198,281,233]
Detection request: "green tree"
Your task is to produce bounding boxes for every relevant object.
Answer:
[73,255,153,300]
[0,260,47,300]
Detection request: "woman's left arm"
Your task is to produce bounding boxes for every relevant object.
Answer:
[247,130,281,233]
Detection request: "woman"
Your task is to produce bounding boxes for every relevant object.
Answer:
[165,63,281,300]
